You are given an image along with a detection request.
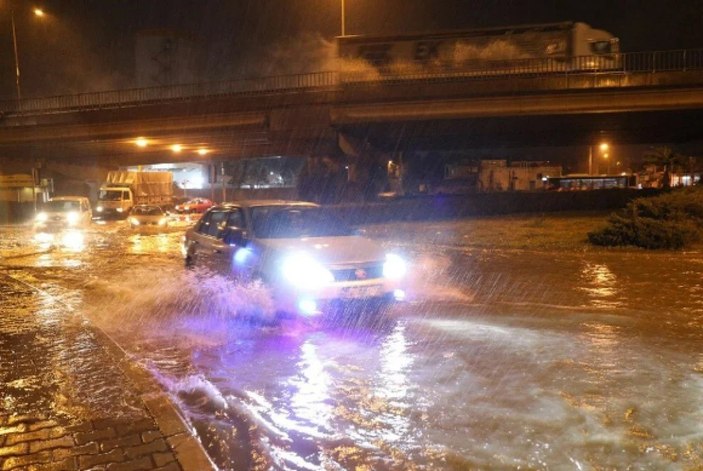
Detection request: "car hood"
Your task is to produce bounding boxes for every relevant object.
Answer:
[255,235,386,266]
[132,215,164,222]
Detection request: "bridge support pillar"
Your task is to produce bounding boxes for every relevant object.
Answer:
[333,131,397,202]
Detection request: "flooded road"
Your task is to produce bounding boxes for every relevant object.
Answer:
[2,219,703,470]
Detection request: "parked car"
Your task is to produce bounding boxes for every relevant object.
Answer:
[34,196,93,230]
[175,198,213,214]
[128,204,169,228]
[182,201,407,316]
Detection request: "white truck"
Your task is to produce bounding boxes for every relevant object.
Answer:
[96,171,173,218]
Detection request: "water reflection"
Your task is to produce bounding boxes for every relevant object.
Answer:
[579,262,622,309]
[286,341,333,438]
[372,323,414,451]
[128,233,173,254]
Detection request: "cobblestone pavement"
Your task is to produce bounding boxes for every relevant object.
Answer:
[0,274,214,471]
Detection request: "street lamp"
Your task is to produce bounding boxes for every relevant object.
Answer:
[588,142,610,175]
[340,0,346,36]
[9,6,46,100]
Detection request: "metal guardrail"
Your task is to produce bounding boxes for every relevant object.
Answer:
[3,49,703,115]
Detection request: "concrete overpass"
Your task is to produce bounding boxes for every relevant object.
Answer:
[2,48,703,170]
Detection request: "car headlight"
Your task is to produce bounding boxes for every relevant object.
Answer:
[35,212,48,223]
[281,253,334,289]
[96,206,103,212]
[383,253,407,280]
[158,218,167,226]
[129,217,140,226]
[116,208,124,213]
[66,211,79,225]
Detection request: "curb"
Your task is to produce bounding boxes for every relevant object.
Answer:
[86,323,217,471]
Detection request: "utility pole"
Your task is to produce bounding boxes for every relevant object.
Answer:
[340,0,346,36]
[221,162,226,203]
[10,8,21,100]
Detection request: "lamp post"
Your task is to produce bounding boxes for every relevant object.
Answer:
[589,142,610,175]
[600,143,610,175]
[10,8,21,100]
[340,0,346,36]
[9,7,45,101]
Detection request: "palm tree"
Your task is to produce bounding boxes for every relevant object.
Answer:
[644,146,685,189]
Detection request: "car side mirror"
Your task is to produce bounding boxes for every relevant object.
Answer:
[222,227,247,246]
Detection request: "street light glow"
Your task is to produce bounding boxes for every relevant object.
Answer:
[197,148,209,156]
[135,137,148,148]
[599,143,609,153]
[171,144,182,153]
[33,8,45,17]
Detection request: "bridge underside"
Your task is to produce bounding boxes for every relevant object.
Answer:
[337,109,703,153]
[0,108,700,169]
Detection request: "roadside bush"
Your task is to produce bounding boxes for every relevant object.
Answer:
[588,187,703,249]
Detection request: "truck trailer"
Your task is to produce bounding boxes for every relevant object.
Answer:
[96,171,173,218]
[337,21,620,79]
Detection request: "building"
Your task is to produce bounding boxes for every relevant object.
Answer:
[478,160,561,192]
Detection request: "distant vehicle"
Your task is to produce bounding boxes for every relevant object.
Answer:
[337,21,620,80]
[182,200,407,316]
[96,171,173,218]
[128,204,169,228]
[175,198,213,214]
[34,196,92,230]
[546,174,638,191]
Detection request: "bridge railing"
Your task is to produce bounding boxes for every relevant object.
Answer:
[2,71,339,115]
[4,49,703,115]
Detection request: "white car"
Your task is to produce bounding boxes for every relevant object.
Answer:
[182,201,407,316]
[128,204,169,228]
[34,196,93,230]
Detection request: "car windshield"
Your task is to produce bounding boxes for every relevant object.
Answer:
[98,189,123,201]
[251,206,353,239]
[132,206,162,215]
[43,200,80,212]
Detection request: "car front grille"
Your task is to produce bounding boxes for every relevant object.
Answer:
[332,263,384,282]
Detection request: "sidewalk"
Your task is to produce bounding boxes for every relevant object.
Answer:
[0,275,215,471]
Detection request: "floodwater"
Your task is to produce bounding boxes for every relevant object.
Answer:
[2,219,703,470]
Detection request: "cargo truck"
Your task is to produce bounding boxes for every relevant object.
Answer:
[337,21,621,79]
[96,171,173,218]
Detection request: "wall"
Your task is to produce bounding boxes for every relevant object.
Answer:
[329,189,658,225]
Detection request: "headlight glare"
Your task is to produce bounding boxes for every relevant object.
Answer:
[281,253,334,289]
[66,212,79,225]
[383,253,407,279]
[129,217,140,226]
[35,212,48,223]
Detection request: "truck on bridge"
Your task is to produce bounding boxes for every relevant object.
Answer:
[96,170,173,218]
[337,21,620,78]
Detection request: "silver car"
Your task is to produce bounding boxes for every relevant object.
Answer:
[34,196,93,230]
[182,201,407,316]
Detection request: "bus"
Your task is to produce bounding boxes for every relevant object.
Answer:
[546,174,637,191]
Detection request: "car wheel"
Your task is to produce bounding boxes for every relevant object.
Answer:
[184,251,196,269]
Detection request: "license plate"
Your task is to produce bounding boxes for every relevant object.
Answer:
[342,285,383,299]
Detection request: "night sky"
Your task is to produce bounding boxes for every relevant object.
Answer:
[2,0,703,99]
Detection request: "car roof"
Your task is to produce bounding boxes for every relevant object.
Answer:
[50,196,88,202]
[212,200,319,210]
